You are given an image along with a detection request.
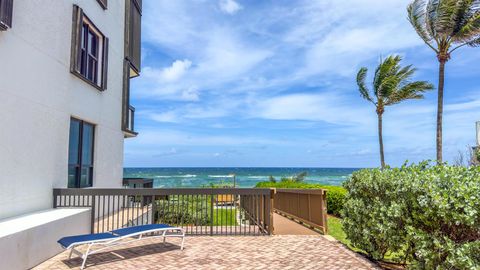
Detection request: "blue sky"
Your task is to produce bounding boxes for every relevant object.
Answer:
[124,0,480,168]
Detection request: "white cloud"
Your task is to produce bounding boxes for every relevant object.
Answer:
[162,59,192,81]
[180,86,200,101]
[219,0,242,14]
[150,111,180,123]
[130,129,287,147]
[254,93,373,126]
[144,59,192,83]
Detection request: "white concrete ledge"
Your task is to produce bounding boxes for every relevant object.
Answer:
[0,208,91,270]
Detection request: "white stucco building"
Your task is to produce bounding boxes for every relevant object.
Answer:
[0,0,141,268]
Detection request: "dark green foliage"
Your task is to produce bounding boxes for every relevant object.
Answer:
[268,175,276,183]
[155,195,237,227]
[255,180,346,217]
[155,195,210,225]
[342,162,480,268]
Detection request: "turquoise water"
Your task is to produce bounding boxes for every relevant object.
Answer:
[123,168,360,188]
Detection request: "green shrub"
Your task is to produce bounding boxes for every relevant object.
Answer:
[342,163,480,268]
[255,180,346,217]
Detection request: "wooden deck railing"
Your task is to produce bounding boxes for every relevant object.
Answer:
[53,188,274,236]
[273,189,328,234]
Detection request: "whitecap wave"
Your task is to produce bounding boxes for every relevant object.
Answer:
[155,174,197,178]
[208,175,233,178]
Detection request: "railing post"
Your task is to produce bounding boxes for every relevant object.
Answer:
[321,190,328,234]
[266,188,275,235]
[91,196,96,234]
[210,191,214,236]
[151,195,156,224]
[52,189,58,208]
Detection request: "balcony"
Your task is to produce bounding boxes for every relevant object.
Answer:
[33,188,378,269]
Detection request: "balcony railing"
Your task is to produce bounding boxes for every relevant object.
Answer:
[274,189,328,234]
[53,188,274,236]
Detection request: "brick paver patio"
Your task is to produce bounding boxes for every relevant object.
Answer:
[34,235,379,270]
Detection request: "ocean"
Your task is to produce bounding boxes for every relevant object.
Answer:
[123,167,360,188]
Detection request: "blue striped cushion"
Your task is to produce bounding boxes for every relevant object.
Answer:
[58,233,117,248]
[111,224,173,236]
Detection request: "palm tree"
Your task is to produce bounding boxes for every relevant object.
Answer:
[357,55,434,168]
[407,0,480,162]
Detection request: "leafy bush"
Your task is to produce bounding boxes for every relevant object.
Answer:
[255,180,346,216]
[342,163,480,268]
[269,171,308,183]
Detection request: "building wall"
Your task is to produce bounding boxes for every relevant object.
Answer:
[0,208,91,270]
[0,0,126,220]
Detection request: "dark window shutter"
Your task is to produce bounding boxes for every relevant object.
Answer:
[102,37,109,90]
[126,0,141,75]
[0,0,13,31]
[121,61,131,131]
[70,5,83,73]
[96,0,107,10]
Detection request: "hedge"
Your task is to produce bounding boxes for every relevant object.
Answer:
[255,181,346,217]
[342,163,480,269]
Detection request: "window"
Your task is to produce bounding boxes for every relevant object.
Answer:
[96,0,107,10]
[71,5,109,90]
[122,60,138,137]
[0,0,13,31]
[125,0,142,77]
[68,118,95,188]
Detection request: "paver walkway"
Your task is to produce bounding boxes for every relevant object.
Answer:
[35,235,379,270]
[273,213,320,235]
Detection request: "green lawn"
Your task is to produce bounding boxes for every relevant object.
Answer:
[327,216,348,244]
[213,208,237,226]
[327,215,363,253]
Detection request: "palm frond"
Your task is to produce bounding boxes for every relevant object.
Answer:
[467,36,480,46]
[375,56,402,98]
[397,65,417,84]
[408,0,436,49]
[386,81,434,105]
[434,0,463,36]
[453,11,480,44]
[356,67,374,104]
[426,0,441,40]
[451,0,475,36]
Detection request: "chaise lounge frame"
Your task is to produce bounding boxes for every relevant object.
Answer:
[58,224,185,269]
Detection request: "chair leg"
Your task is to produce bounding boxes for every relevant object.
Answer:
[180,233,185,250]
[81,244,93,270]
[68,248,74,259]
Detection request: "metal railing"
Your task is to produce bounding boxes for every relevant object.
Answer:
[53,188,274,236]
[274,189,328,234]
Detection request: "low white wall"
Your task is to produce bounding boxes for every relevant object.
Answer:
[0,208,91,270]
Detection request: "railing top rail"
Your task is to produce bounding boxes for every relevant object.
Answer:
[275,188,327,195]
[53,188,273,196]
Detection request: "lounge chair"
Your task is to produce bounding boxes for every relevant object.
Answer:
[58,224,185,269]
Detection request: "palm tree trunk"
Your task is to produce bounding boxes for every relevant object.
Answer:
[436,60,446,163]
[378,112,385,168]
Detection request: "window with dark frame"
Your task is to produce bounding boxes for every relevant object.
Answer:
[68,118,95,188]
[125,0,141,76]
[71,5,109,91]
[0,0,13,31]
[96,0,107,10]
[122,0,142,136]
